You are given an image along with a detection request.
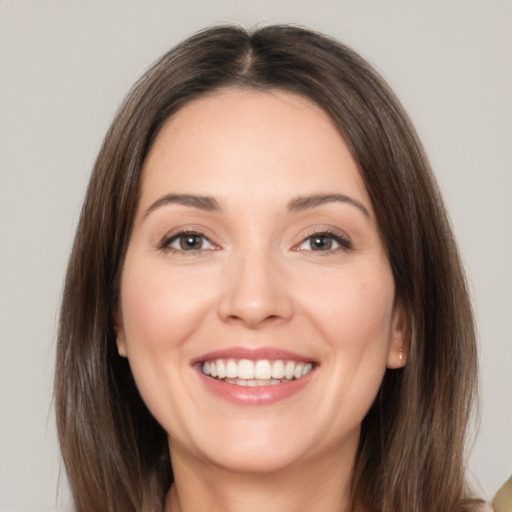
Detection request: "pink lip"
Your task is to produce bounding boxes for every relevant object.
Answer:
[191,346,316,364]
[196,367,316,406]
[192,346,318,406]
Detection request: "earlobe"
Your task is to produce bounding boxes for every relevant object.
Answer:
[386,299,408,369]
[113,312,128,358]
[117,337,128,358]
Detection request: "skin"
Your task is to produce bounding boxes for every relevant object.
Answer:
[116,89,407,512]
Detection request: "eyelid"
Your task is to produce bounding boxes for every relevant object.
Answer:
[158,227,219,252]
[292,227,352,252]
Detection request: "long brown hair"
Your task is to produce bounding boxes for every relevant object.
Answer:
[55,25,481,512]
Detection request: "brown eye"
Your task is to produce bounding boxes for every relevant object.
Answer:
[162,231,215,252]
[296,232,351,252]
[178,233,204,250]
[309,235,333,251]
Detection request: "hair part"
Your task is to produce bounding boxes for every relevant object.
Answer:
[55,24,481,512]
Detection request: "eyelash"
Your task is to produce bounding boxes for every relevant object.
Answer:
[158,229,352,254]
[294,230,352,254]
[158,230,217,253]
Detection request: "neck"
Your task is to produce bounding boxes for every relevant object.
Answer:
[164,437,357,512]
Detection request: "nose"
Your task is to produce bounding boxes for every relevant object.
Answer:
[218,251,294,329]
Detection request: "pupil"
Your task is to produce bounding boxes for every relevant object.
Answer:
[312,236,331,250]
[180,234,202,250]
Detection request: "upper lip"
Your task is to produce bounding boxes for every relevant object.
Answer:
[191,346,317,365]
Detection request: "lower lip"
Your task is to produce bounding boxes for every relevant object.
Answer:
[196,368,315,406]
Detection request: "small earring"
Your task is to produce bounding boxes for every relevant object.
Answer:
[399,347,404,361]
[117,340,127,358]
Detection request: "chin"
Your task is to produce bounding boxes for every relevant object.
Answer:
[171,421,311,475]
[205,444,307,475]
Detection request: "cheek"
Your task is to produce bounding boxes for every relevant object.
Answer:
[303,267,396,402]
[309,271,395,348]
[120,258,218,353]
[118,257,221,433]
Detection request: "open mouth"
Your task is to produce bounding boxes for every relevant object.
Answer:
[201,358,315,387]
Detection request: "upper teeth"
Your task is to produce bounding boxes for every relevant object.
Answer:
[202,359,313,380]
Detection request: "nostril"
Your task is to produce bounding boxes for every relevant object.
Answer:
[217,264,295,327]
[224,311,290,329]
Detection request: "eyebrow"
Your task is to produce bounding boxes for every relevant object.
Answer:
[143,194,222,219]
[143,192,371,220]
[287,194,371,219]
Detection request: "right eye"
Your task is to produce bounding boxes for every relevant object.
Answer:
[160,231,216,252]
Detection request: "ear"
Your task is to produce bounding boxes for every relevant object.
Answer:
[113,311,128,358]
[386,298,408,369]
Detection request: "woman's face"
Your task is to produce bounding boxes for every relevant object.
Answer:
[117,89,406,474]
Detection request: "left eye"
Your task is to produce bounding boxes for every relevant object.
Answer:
[297,233,348,252]
[163,232,215,251]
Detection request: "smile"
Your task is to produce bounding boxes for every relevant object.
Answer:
[194,348,318,405]
[201,358,314,386]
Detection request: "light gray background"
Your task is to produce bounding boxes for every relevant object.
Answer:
[1,1,510,510]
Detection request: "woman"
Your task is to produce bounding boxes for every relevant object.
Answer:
[55,25,485,512]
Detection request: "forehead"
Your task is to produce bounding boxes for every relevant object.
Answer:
[140,88,372,212]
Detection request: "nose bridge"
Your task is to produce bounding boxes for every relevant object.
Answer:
[218,241,293,328]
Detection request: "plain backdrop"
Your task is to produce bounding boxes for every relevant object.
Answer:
[0,1,511,511]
